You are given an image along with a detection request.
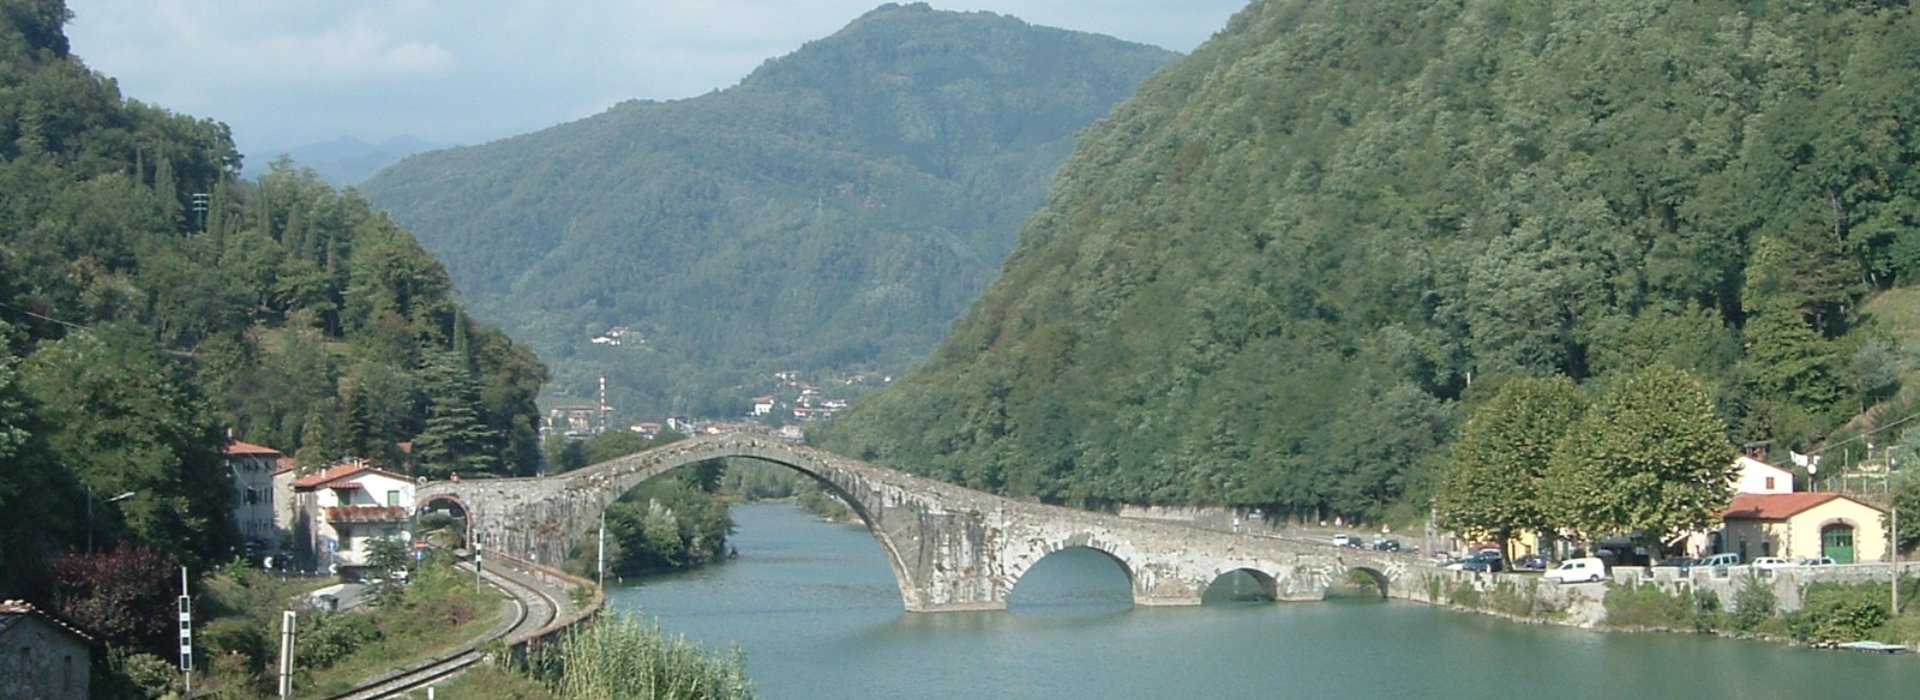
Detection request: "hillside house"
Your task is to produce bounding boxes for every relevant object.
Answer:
[1719,492,1887,564]
[1732,456,1794,494]
[0,599,93,700]
[752,396,776,416]
[225,440,285,557]
[291,460,414,577]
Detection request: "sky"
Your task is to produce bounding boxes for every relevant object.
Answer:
[64,1,1249,160]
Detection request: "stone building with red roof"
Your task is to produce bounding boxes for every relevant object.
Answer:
[1719,492,1887,564]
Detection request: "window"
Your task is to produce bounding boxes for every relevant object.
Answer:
[387,490,400,507]
[1764,476,1776,490]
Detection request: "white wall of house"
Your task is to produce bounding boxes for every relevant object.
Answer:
[227,450,282,551]
[1732,456,1793,494]
[296,466,415,573]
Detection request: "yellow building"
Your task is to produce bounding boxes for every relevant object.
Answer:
[1719,492,1887,564]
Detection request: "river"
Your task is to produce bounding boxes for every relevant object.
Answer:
[606,503,1912,699]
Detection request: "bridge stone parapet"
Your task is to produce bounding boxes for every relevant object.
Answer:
[417,433,1430,612]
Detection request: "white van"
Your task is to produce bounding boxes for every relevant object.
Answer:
[1543,557,1607,584]
[1697,552,1740,570]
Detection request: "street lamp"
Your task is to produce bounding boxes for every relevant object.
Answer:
[88,487,137,554]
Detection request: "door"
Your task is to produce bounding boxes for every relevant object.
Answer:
[1821,524,1855,564]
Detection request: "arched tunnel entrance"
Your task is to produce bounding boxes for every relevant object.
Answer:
[415,495,470,550]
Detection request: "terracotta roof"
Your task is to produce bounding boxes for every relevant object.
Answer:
[274,457,299,474]
[325,505,410,524]
[0,599,98,645]
[225,440,283,456]
[292,462,373,489]
[1721,492,1870,520]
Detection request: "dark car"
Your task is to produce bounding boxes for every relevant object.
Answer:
[1515,553,1549,571]
[1652,556,1697,575]
[1460,556,1504,573]
[1373,538,1402,552]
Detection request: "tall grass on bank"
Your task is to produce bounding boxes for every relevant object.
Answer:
[533,612,755,700]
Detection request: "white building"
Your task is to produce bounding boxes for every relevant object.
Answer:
[224,441,285,556]
[290,460,414,576]
[1731,456,1794,494]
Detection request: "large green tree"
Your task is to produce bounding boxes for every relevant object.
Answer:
[1542,364,1734,551]
[1435,376,1585,560]
[18,324,239,569]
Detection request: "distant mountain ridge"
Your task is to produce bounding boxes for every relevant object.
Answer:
[246,135,445,186]
[361,2,1178,417]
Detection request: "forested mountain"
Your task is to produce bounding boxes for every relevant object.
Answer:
[823,0,1920,523]
[0,0,543,596]
[360,3,1177,418]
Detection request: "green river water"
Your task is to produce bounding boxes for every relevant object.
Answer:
[607,503,1913,699]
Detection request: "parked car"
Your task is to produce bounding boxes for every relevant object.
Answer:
[1461,556,1504,573]
[1373,538,1402,552]
[1515,553,1550,571]
[1452,549,1504,572]
[1651,556,1697,576]
[1752,556,1792,571]
[1544,557,1607,584]
[1697,552,1740,570]
[1795,556,1837,567]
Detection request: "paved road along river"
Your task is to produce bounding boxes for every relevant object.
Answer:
[607,503,1912,699]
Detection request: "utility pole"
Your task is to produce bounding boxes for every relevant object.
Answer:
[179,566,193,695]
[278,610,296,698]
[595,502,602,590]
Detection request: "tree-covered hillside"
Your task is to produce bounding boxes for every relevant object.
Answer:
[0,0,544,596]
[360,3,1177,418]
[823,0,1920,522]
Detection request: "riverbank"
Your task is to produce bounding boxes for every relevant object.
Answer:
[1415,566,1920,653]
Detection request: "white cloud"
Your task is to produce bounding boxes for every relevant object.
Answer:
[64,0,1249,155]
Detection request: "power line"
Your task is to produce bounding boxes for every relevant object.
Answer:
[0,301,86,330]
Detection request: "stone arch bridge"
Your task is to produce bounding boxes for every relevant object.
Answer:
[417,433,1427,612]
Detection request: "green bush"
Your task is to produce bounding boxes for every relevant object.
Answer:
[1446,582,1481,608]
[296,611,384,667]
[1602,583,1697,630]
[1729,573,1777,633]
[1788,583,1890,643]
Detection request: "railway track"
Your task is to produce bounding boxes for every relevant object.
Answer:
[316,559,562,700]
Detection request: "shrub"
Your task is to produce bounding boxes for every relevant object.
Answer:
[1446,581,1481,608]
[1788,583,1890,643]
[1602,583,1696,630]
[1729,572,1777,633]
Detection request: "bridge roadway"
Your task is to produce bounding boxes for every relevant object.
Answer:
[418,432,1430,612]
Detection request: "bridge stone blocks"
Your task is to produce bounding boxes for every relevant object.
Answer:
[417,433,1424,612]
